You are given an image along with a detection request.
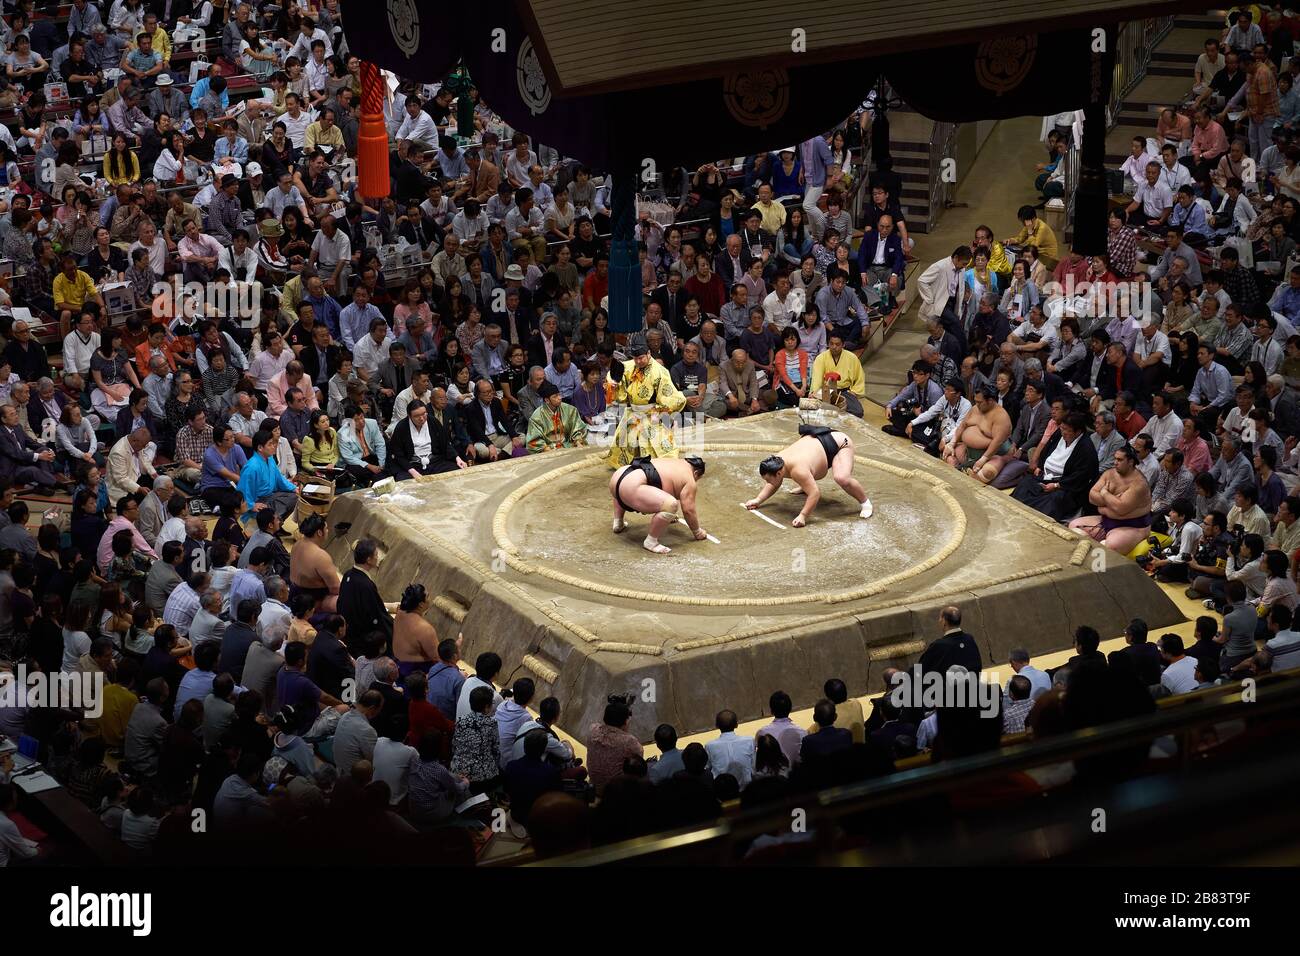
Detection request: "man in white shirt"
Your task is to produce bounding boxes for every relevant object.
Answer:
[219,229,259,283]
[0,786,40,866]
[505,188,547,263]
[373,731,421,805]
[1133,318,1171,393]
[1266,620,1300,670]
[451,200,490,251]
[258,576,293,640]
[1195,37,1223,94]
[1007,648,1052,699]
[1251,313,1285,376]
[762,272,802,331]
[396,95,437,152]
[130,219,168,274]
[156,505,188,550]
[352,317,396,384]
[226,390,268,450]
[106,427,157,502]
[389,370,433,435]
[1132,433,1161,485]
[704,710,755,790]
[304,41,329,97]
[1119,136,1155,194]
[267,170,311,222]
[287,17,333,61]
[1157,143,1192,193]
[61,314,100,375]
[1145,392,1183,457]
[309,214,351,295]
[279,93,312,152]
[1125,161,1173,228]
[1159,633,1199,694]
[1009,305,1058,355]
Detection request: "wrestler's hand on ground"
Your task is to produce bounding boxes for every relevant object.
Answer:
[792,514,807,528]
[693,528,708,541]
[744,499,760,510]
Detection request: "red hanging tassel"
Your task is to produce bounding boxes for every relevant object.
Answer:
[357,60,390,203]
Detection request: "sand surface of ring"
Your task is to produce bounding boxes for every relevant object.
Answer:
[508,452,953,601]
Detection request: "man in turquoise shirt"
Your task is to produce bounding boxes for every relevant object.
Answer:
[237,431,298,519]
[189,67,230,112]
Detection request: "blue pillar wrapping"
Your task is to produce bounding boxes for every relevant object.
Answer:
[607,168,641,333]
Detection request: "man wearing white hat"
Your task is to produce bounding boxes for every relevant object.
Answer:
[238,162,266,210]
[145,72,189,123]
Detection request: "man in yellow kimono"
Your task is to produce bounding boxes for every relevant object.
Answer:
[809,330,866,417]
[526,382,589,453]
[603,342,686,469]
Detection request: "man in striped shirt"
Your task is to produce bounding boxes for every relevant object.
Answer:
[1245,44,1281,162]
[1213,304,1255,374]
[1107,208,1138,277]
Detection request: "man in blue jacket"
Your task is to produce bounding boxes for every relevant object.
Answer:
[237,430,298,519]
[857,213,908,306]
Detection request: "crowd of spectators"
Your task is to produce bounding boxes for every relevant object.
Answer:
[0,3,1297,866]
[886,12,1300,626]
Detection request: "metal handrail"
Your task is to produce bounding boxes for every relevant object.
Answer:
[925,121,957,233]
[1109,16,1176,121]
[843,126,873,227]
[1063,141,1082,227]
[1061,16,1176,239]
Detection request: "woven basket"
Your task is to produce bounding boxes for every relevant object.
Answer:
[294,479,336,525]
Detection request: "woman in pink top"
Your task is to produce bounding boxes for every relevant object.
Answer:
[1176,417,1213,475]
[392,280,437,343]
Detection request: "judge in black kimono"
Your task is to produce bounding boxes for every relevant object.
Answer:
[1011,410,1099,521]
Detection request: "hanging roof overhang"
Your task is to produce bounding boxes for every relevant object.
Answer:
[519,0,1212,97]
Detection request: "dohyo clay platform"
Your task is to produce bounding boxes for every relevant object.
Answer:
[323,408,1183,742]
